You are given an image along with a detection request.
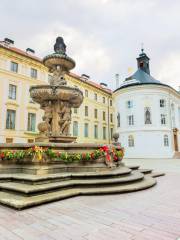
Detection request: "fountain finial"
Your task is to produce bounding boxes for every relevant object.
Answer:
[54,37,66,54]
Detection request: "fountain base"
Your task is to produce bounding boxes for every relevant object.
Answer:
[49,135,77,143]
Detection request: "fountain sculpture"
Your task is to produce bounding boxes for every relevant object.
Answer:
[30,37,83,143]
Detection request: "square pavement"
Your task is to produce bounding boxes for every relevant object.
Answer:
[0,158,180,240]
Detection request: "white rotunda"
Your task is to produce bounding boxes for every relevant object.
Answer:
[114,49,180,158]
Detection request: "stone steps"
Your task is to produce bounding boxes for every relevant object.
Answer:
[0,176,156,210]
[0,167,132,184]
[127,165,140,170]
[139,169,153,174]
[146,172,165,178]
[0,171,144,195]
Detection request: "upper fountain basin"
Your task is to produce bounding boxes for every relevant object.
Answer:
[29,85,83,107]
[43,53,75,72]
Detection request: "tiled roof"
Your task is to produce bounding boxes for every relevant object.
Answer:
[69,72,112,94]
[0,42,112,94]
[0,42,42,63]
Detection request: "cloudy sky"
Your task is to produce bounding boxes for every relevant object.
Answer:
[1,0,180,90]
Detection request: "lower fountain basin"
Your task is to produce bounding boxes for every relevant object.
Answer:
[30,85,83,107]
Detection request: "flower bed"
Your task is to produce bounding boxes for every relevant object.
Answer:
[0,145,124,164]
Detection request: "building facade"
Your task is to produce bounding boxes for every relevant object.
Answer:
[0,39,114,144]
[114,50,180,158]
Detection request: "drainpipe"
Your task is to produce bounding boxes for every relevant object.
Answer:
[107,96,110,144]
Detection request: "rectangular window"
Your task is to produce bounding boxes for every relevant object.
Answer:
[28,139,34,143]
[103,97,105,104]
[103,111,106,121]
[84,123,89,137]
[6,109,16,129]
[85,106,88,116]
[10,61,18,73]
[8,84,17,100]
[160,99,166,108]
[6,138,13,143]
[94,93,97,101]
[128,115,134,125]
[161,114,166,125]
[110,99,112,106]
[94,109,98,119]
[117,113,120,127]
[27,113,36,132]
[127,100,133,108]
[74,108,78,114]
[110,128,113,140]
[103,127,106,140]
[94,125,98,139]
[73,121,78,137]
[31,68,37,79]
[110,113,113,123]
[85,90,88,97]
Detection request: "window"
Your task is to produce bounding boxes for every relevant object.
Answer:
[128,135,134,147]
[127,100,133,108]
[85,90,88,97]
[94,125,98,139]
[110,128,113,140]
[74,108,78,114]
[8,84,17,100]
[161,114,166,125]
[94,109,98,119]
[145,107,152,124]
[103,111,106,121]
[27,113,36,132]
[128,115,134,125]
[164,135,169,147]
[103,97,105,104]
[110,99,112,106]
[117,112,120,127]
[31,68,37,79]
[6,138,13,143]
[10,61,18,73]
[160,99,166,108]
[73,121,78,137]
[94,93,97,101]
[6,109,16,129]
[28,139,34,143]
[103,127,106,140]
[84,123,89,137]
[85,106,88,116]
[110,113,113,123]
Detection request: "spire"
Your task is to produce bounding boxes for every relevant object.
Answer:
[136,44,150,75]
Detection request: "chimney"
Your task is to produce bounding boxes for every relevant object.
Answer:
[115,73,120,89]
[26,48,35,54]
[81,74,90,80]
[4,38,14,47]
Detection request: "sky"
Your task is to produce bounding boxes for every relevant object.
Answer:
[0,0,180,90]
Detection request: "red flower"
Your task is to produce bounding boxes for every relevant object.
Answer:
[0,153,5,159]
[91,153,95,159]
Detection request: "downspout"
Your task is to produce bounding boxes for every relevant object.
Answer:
[107,95,110,144]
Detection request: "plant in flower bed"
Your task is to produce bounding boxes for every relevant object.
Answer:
[0,145,124,164]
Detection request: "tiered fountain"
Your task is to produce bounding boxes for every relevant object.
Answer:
[30,37,83,143]
[0,37,163,210]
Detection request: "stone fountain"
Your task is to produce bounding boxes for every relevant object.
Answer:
[30,37,83,143]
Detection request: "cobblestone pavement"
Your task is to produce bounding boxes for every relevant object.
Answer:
[0,159,180,240]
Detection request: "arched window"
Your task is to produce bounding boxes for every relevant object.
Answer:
[164,135,169,147]
[117,112,120,127]
[145,107,152,124]
[73,121,78,137]
[128,135,134,147]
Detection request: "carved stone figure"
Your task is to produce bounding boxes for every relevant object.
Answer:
[50,66,67,86]
[54,37,66,54]
[41,101,53,134]
[58,101,71,135]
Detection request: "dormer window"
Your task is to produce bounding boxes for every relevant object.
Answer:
[140,62,144,68]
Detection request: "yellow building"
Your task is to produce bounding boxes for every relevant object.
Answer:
[0,38,114,144]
